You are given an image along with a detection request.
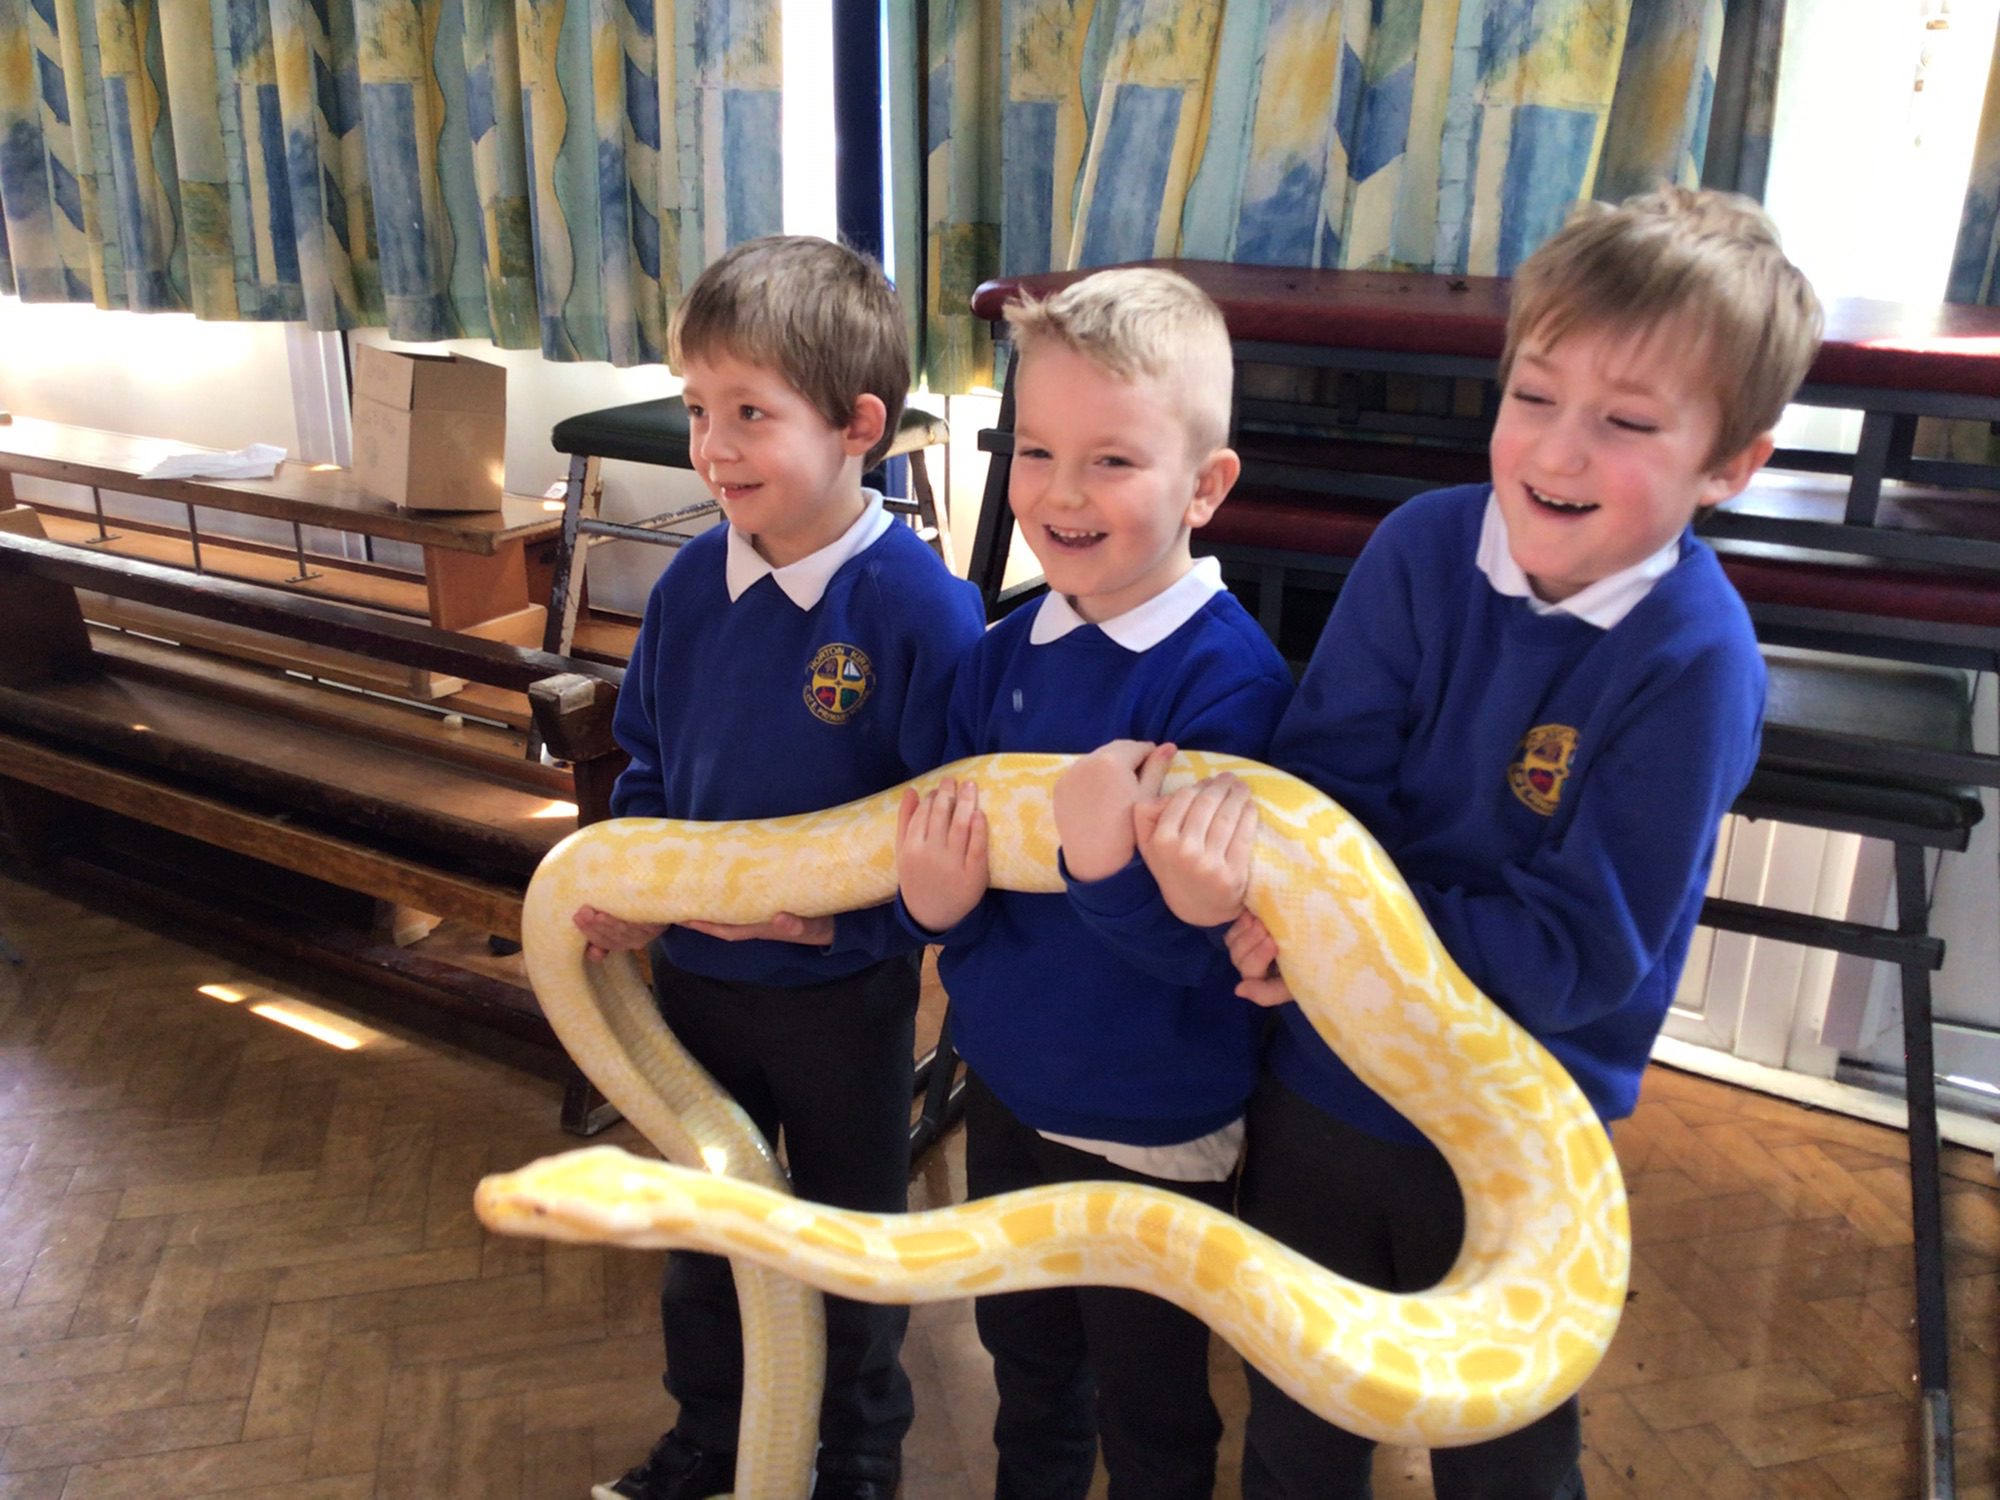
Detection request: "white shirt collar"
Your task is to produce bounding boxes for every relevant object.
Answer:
[725,490,893,608]
[1028,556,1225,652]
[1475,492,1679,630]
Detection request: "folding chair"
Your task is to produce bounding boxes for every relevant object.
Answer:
[541,397,951,657]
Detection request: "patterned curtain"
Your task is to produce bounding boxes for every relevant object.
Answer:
[0,0,780,365]
[1934,18,2000,466]
[1700,0,1784,199]
[1949,21,2000,308]
[911,0,1732,393]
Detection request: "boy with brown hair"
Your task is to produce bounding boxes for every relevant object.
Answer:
[897,266,1294,1499]
[574,235,985,1500]
[1144,185,1823,1498]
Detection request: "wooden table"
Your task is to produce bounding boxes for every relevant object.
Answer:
[0,416,562,630]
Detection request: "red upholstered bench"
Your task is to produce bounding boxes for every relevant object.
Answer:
[1716,544,2000,641]
[968,262,2000,619]
[1199,493,2000,660]
[967,260,1512,361]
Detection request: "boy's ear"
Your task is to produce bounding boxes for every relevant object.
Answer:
[1700,430,1776,508]
[843,394,889,458]
[1183,447,1241,529]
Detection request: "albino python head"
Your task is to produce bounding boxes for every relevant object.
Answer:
[479,752,1629,1491]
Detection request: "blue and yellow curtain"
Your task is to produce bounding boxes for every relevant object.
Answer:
[0,0,780,364]
[912,0,1733,391]
[1702,0,1783,201]
[1938,17,2000,465]
[1948,19,1999,309]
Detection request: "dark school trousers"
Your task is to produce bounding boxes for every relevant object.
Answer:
[652,951,919,1479]
[964,1070,1237,1500]
[1237,1074,1585,1500]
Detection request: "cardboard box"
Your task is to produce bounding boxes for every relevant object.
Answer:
[351,345,507,511]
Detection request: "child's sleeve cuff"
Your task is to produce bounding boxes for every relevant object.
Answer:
[893,890,988,947]
[1059,850,1155,916]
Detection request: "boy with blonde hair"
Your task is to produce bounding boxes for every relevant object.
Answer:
[897,266,1293,1500]
[575,235,985,1500]
[1145,185,1822,1499]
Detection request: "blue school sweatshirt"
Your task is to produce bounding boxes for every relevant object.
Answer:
[916,572,1295,1144]
[1265,484,1766,1143]
[610,518,985,986]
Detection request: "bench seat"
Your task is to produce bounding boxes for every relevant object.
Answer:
[1235,432,1492,499]
[1721,470,2000,539]
[1748,649,1985,843]
[974,265,2000,397]
[971,263,1515,356]
[1711,543,2000,630]
[1203,487,1397,556]
[1199,479,2000,640]
[0,517,626,1054]
[0,669,567,885]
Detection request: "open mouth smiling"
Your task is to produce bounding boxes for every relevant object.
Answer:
[1526,485,1598,515]
[1044,524,1106,549]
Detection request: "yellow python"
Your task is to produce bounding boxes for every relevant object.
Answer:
[475,752,1630,1499]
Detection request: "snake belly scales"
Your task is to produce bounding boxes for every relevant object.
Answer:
[473,752,1630,1499]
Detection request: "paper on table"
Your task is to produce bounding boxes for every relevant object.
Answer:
[138,442,288,481]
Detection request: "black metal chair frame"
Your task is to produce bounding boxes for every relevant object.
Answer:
[541,397,953,660]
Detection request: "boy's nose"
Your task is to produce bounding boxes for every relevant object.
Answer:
[1046,464,1088,507]
[1536,417,1590,473]
[695,427,738,465]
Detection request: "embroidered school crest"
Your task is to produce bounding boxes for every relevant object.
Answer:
[1508,723,1578,816]
[805,643,875,724]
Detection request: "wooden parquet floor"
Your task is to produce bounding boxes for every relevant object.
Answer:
[0,870,1994,1499]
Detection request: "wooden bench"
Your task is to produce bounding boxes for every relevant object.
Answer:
[0,509,628,1132]
[0,418,568,727]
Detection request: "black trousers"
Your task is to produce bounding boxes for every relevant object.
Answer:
[964,1071,1236,1500]
[1236,1074,1585,1500]
[652,952,919,1480]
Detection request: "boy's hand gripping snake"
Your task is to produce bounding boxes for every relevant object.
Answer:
[474,753,1630,1498]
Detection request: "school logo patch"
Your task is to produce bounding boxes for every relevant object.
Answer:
[1508,723,1578,816]
[805,642,875,725]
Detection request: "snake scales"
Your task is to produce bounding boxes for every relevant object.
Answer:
[474,752,1630,1498]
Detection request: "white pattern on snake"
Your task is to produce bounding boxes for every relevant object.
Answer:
[474,752,1629,1500]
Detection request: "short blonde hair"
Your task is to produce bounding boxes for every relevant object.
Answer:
[1502,186,1823,466]
[1004,267,1234,455]
[669,236,909,467]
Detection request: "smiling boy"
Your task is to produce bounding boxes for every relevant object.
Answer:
[573,235,985,1500]
[895,267,1293,1500]
[1144,186,1824,1499]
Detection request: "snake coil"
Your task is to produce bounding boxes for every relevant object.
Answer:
[475,752,1629,1499]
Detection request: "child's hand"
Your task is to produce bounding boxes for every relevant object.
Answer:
[1135,772,1257,927]
[572,905,667,964]
[1227,912,1294,1007]
[1053,741,1176,882]
[897,778,989,933]
[680,913,835,947]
